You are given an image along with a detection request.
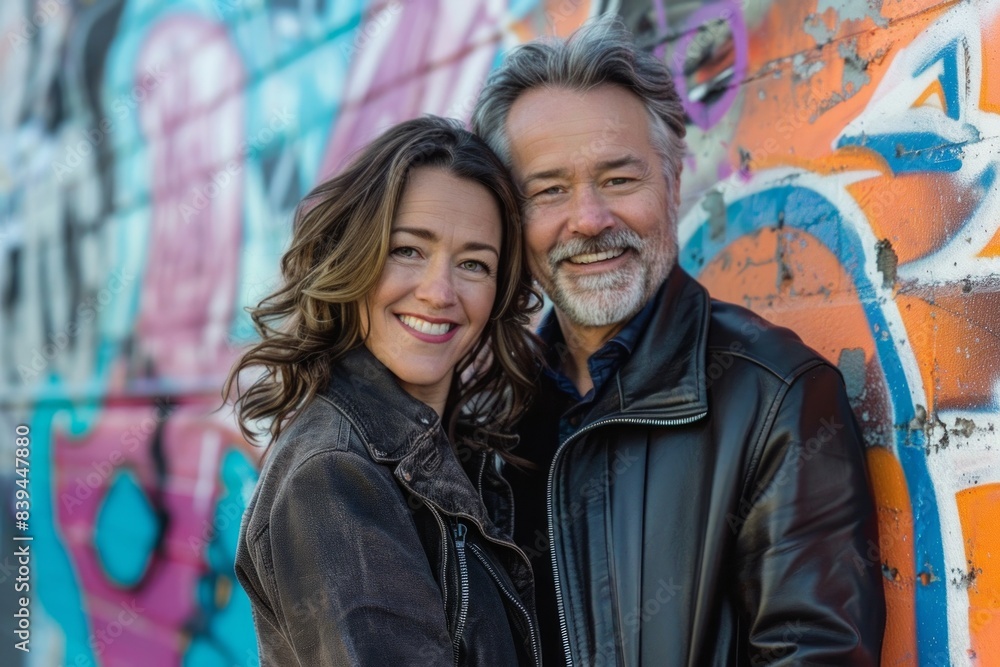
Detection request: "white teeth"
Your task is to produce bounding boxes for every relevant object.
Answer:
[567,248,626,264]
[398,315,454,336]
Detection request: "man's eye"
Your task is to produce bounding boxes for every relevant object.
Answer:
[607,177,631,186]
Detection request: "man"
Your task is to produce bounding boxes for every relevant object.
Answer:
[471,17,886,666]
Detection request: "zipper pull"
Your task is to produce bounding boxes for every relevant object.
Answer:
[453,521,467,548]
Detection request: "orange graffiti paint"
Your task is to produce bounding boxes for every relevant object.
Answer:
[698,226,876,367]
[912,78,948,114]
[956,483,1000,665]
[895,291,1000,413]
[732,1,954,167]
[845,173,982,265]
[867,447,918,667]
[980,9,1000,114]
[511,0,594,41]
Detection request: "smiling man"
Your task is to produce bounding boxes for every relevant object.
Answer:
[472,17,886,667]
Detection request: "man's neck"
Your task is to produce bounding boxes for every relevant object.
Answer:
[553,310,628,396]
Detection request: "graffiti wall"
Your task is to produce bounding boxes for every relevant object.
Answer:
[649,1,1000,664]
[0,0,996,665]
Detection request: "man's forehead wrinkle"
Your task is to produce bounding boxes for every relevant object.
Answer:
[517,134,635,167]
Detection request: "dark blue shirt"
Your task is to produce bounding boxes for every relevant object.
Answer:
[537,295,658,443]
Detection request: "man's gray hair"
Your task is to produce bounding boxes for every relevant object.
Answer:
[471,15,687,185]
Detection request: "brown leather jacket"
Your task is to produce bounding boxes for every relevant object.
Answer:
[518,267,885,666]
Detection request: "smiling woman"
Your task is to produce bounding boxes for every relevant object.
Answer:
[362,167,502,415]
[223,116,544,666]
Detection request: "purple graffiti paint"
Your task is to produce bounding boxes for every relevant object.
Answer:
[671,1,748,130]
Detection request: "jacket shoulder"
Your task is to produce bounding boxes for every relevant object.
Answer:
[240,396,371,541]
[268,395,363,468]
[706,299,832,384]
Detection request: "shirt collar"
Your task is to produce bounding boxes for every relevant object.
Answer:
[538,290,660,392]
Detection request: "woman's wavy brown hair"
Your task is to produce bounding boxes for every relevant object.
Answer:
[223,115,542,459]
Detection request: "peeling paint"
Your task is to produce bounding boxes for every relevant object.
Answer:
[837,347,867,402]
[671,1,1000,662]
[951,565,982,590]
[792,52,826,82]
[702,188,727,241]
[818,0,887,28]
[876,238,898,288]
[839,40,872,97]
[5,1,996,665]
[804,11,836,45]
[953,417,976,438]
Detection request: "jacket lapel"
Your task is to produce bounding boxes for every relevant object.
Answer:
[586,267,712,426]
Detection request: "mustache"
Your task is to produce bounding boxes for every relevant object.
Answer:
[548,229,645,265]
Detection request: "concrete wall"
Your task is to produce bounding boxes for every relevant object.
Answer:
[0,0,996,664]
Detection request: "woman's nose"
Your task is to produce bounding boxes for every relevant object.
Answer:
[414,261,457,308]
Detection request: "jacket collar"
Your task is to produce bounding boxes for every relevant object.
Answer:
[323,345,440,462]
[322,346,513,544]
[585,265,711,424]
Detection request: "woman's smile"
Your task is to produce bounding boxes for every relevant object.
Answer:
[395,313,460,341]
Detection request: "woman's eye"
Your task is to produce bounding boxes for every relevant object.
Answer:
[391,246,418,258]
[460,260,490,274]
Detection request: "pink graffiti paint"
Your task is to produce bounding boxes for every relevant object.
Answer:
[319,0,502,179]
[134,16,245,382]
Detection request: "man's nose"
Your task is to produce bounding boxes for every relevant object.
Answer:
[414,260,458,308]
[568,186,615,237]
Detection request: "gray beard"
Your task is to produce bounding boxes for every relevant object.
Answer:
[541,229,676,328]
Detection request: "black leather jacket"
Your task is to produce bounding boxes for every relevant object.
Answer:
[235,347,540,666]
[519,267,885,666]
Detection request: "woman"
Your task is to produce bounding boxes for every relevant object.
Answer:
[226,116,543,666]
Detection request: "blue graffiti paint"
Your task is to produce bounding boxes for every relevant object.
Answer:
[94,470,160,586]
[680,184,950,663]
[31,403,97,666]
[183,449,259,666]
[837,40,971,175]
[916,40,960,121]
[837,132,965,173]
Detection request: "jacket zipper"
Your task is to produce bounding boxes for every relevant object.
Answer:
[428,504,449,614]
[546,412,707,666]
[452,521,470,667]
[468,542,542,667]
[416,472,541,665]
